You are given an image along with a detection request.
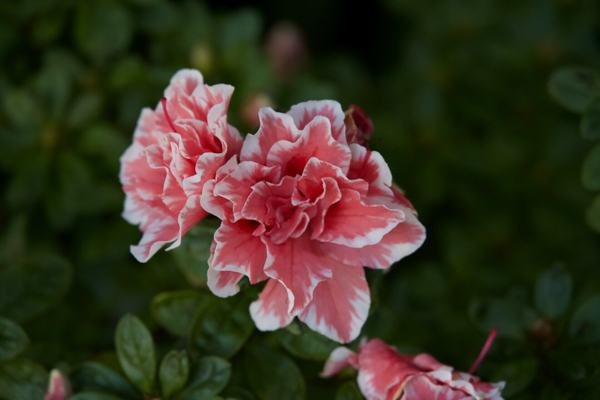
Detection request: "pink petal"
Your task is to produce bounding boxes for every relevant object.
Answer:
[165,69,205,98]
[129,211,179,263]
[214,161,281,221]
[321,204,426,269]
[165,194,209,251]
[45,369,71,400]
[321,347,359,377]
[211,219,268,284]
[240,107,301,164]
[287,100,347,145]
[242,176,298,223]
[402,376,471,400]
[200,157,238,220]
[316,189,404,248]
[262,233,334,315]
[266,116,351,176]
[298,264,370,343]
[207,267,244,298]
[347,144,392,190]
[249,278,294,331]
[357,339,421,400]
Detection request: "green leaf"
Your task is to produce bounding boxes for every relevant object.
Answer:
[469,299,525,340]
[74,0,133,63]
[69,393,123,400]
[582,143,600,191]
[159,350,189,399]
[334,382,363,400]
[0,358,48,400]
[0,254,72,323]
[189,291,255,359]
[176,356,231,400]
[534,266,572,319]
[67,92,104,129]
[276,323,338,361]
[172,223,218,287]
[569,295,600,345]
[0,317,29,360]
[490,358,538,397]
[548,67,600,113]
[151,290,210,337]
[115,314,156,394]
[581,99,600,140]
[586,195,600,233]
[548,348,600,387]
[244,345,306,400]
[70,362,141,400]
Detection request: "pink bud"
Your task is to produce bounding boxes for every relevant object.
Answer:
[45,369,71,400]
[265,21,307,82]
[241,93,275,128]
[344,105,374,147]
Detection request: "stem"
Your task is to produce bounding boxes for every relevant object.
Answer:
[468,328,498,375]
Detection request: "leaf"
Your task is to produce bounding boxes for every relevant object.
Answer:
[490,358,538,397]
[67,92,104,129]
[276,323,338,361]
[469,299,525,340]
[176,356,231,400]
[581,99,600,140]
[569,295,600,345]
[0,253,72,323]
[151,290,210,337]
[74,0,133,63]
[534,266,572,319]
[0,317,29,360]
[189,291,255,359]
[70,362,141,400]
[115,314,156,394]
[159,350,189,399]
[69,393,123,400]
[244,345,306,400]
[582,143,600,191]
[548,348,600,387]
[334,382,363,400]
[548,67,600,113]
[171,223,218,287]
[0,358,48,400]
[586,195,600,233]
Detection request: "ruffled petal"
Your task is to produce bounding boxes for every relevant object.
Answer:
[262,233,334,315]
[207,267,244,298]
[298,264,370,343]
[249,278,294,331]
[321,347,359,377]
[287,100,347,145]
[402,375,472,400]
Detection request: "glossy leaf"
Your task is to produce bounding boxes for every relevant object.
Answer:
[189,292,255,359]
[334,382,363,400]
[276,324,338,361]
[115,314,156,394]
[244,345,306,400]
[0,254,72,323]
[0,317,28,360]
[534,266,572,319]
[70,362,141,400]
[569,295,600,345]
[548,67,600,113]
[171,223,218,287]
[151,290,210,337]
[0,358,48,400]
[176,356,231,400]
[159,350,190,399]
[582,143,600,191]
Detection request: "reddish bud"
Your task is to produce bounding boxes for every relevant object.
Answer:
[344,105,374,147]
[45,369,71,400]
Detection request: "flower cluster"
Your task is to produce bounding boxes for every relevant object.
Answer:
[322,335,505,400]
[120,69,426,343]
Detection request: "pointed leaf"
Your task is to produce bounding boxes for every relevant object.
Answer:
[115,314,156,394]
[569,295,600,345]
[177,356,231,400]
[0,358,48,400]
[0,317,28,360]
[548,67,600,113]
[151,290,210,337]
[159,350,189,399]
[70,362,141,400]
[276,324,338,361]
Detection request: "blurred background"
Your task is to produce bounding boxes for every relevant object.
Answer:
[1,0,600,398]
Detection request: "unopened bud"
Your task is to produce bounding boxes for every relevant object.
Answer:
[266,21,307,83]
[344,105,374,147]
[45,369,71,400]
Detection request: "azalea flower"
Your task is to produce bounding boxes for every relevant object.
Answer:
[44,369,71,400]
[120,69,242,262]
[202,100,426,343]
[322,331,504,400]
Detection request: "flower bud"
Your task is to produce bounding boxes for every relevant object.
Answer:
[265,21,307,83]
[44,369,71,400]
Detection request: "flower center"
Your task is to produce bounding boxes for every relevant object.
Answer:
[468,328,498,375]
[285,156,307,177]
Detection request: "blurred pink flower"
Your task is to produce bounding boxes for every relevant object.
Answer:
[44,369,71,400]
[265,21,307,82]
[322,334,504,400]
[120,69,242,262]
[202,100,425,343]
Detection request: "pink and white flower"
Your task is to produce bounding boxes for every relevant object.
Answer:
[120,69,242,262]
[322,334,505,400]
[202,100,426,343]
[44,369,71,400]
